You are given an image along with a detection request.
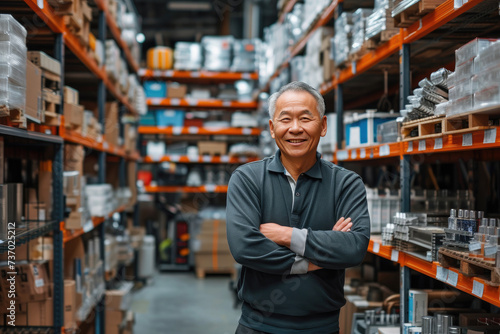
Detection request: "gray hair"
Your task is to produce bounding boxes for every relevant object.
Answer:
[268,81,326,120]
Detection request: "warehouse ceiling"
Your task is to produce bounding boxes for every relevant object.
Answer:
[132,0,278,56]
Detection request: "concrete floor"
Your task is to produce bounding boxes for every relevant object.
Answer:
[131,271,241,334]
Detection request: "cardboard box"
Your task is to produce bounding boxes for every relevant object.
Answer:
[340,295,383,334]
[64,103,84,128]
[105,282,133,311]
[27,51,61,76]
[200,219,227,234]
[167,83,187,98]
[65,209,85,230]
[197,141,227,156]
[24,202,46,221]
[64,280,76,330]
[38,164,53,218]
[29,236,53,261]
[25,59,43,122]
[408,290,428,326]
[27,298,53,326]
[194,252,235,271]
[11,263,50,303]
[105,309,126,334]
[64,86,79,105]
[64,238,86,281]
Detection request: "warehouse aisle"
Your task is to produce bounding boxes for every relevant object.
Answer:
[131,272,241,334]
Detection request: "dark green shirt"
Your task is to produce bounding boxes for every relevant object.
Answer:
[226,150,370,334]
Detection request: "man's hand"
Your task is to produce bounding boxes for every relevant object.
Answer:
[259,223,293,248]
[333,217,352,232]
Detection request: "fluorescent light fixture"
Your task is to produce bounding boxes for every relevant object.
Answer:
[167,1,212,11]
[136,33,145,43]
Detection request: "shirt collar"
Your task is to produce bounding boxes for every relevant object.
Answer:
[267,150,323,180]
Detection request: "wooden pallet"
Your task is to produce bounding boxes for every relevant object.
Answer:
[438,248,500,286]
[443,108,498,135]
[348,40,375,62]
[195,267,236,279]
[368,28,400,44]
[401,115,445,141]
[394,0,446,28]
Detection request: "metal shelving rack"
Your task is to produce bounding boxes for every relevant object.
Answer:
[261,0,500,328]
[0,0,141,332]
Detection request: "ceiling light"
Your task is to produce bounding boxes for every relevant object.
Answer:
[136,33,145,43]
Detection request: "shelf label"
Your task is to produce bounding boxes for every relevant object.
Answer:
[372,242,380,253]
[188,155,199,163]
[484,245,497,257]
[239,157,248,163]
[103,142,109,150]
[223,101,232,107]
[205,184,216,192]
[418,140,426,151]
[190,72,200,78]
[380,145,390,156]
[360,149,366,159]
[436,266,448,282]
[446,270,458,287]
[434,137,443,150]
[186,98,198,106]
[462,133,473,146]
[170,98,181,106]
[83,220,94,233]
[351,150,357,159]
[472,280,484,298]
[97,135,103,143]
[337,151,349,161]
[242,73,251,79]
[172,127,183,135]
[407,142,413,152]
[170,155,180,162]
[202,155,212,163]
[391,250,399,262]
[188,127,199,134]
[469,241,481,251]
[152,70,162,77]
[37,0,44,8]
[150,98,162,105]
[221,156,230,163]
[484,128,497,144]
[242,128,252,135]
[351,61,357,75]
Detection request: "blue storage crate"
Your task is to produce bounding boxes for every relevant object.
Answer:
[345,110,398,147]
[156,110,184,127]
[139,111,156,126]
[144,81,167,98]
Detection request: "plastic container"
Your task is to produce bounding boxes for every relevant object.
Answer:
[0,14,27,42]
[156,110,184,127]
[144,81,167,98]
[345,110,399,147]
[138,235,156,278]
[455,38,498,66]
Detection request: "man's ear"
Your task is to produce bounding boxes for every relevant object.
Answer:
[321,116,327,137]
[269,119,275,139]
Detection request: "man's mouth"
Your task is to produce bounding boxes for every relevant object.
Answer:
[287,139,306,143]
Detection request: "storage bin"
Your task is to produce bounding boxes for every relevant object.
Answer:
[156,110,184,127]
[144,81,166,98]
[345,110,398,148]
[139,111,156,126]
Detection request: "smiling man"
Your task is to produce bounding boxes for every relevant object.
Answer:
[226,81,371,334]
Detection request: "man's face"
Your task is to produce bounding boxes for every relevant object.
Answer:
[269,90,327,161]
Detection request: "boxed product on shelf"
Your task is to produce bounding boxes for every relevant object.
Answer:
[27,51,61,76]
[318,113,337,154]
[64,280,77,330]
[377,119,401,143]
[124,123,138,153]
[173,42,202,71]
[231,112,259,128]
[63,102,84,130]
[232,39,258,72]
[301,0,330,33]
[157,163,189,186]
[351,8,373,55]
[198,141,227,156]
[25,59,42,122]
[284,3,304,45]
[332,12,353,66]
[105,282,133,311]
[144,81,166,98]
[63,85,79,105]
[345,110,399,147]
[365,7,397,41]
[408,290,428,325]
[147,46,173,70]
[201,35,234,72]
[156,109,184,127]
[456,38,498,67]
[167,82,187,98]
[85,184,114,217]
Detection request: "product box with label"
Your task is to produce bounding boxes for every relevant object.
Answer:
[64,86,79,105]
[63,103,84,129]
[144,81,166,98]
[64,280,76,330]
[167,83,187,98]
[27,297,53,326]
[27,51,61,76]
[197,141,227,156]
[25,59,43,122]
[408,290,428,326]
[156,110,184,127]
[105,282,133,311]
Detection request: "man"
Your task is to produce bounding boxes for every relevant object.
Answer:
[226,81,370,334]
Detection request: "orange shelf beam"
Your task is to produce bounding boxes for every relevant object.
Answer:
[139,69,258,81]
[142,155,259,164]
[138,126,261,136]
[146,98,258,109]
[262,0,341,93]
[145,185,228,193]
[335,142,402,162]
[368,238,500,307]
[95,0,139,73]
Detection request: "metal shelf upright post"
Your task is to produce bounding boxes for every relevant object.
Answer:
[52,32,65,332]
[96,9,107,334]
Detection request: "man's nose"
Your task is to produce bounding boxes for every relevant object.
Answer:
[288,119,302,133]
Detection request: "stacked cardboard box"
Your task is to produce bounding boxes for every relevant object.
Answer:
[194,219,236,278]
[63,85,84,132]
[64,144,87,230]
[48,0,92,47]
[104,102,120,146]
[105,282,134,334]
